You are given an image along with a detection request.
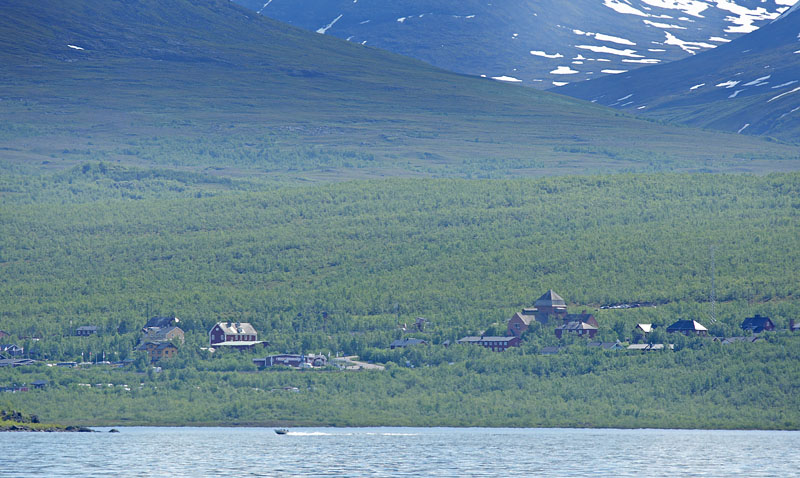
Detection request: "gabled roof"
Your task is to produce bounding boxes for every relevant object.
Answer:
[667,320,708,332]
[390,338,427,348]
[213,322,257,336]
[510,312,535,326]
[76,325,98,331]
[588,341,624,350]
[741,315,774,330]
[146,326,184,341]
[535,289,566,307]
[636,324,654,333]
[559,321,598,331]
[539,346,563,355]
[458,336,517,344]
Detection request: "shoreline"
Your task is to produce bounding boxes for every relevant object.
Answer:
[53,421,800,432]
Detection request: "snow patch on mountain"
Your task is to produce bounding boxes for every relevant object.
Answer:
[664,31,716,53]
[768,85,800,102]
[67,44,84,50]
[640,0,710,17]
[772,80,798,88]
[256,0,273,15]
[575,45,643,57]
[644,20,688,29]
[531,51,564,59]
[716,1,783,33]
[551,66,580,74]
[317,14,343,34]
[492,76,522,82]
[573,29,637,45]
[743,75,771,86]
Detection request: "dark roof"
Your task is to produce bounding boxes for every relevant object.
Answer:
[535,289,566,307]
[720,336,761,345]
[539,346,563,355]
[458,336,517,344]
[0,358,35,367]
[144,316,179,329]
[667,320,708,332]
[558,321,598,331]
[32,379,48,385]
[389,338,427,348]
[741,315,774,330]
[510,312,536,326]
[588,342,623,350]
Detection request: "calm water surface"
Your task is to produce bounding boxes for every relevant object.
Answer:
[1,427,798,477]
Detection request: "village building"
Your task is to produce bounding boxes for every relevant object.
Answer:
[539,346,563,355]
[740,315,775,334]
[142,316,180,332]
[142,325,185,345]
[75,325,98,336]
[253,354,328,369]
[791,319,800,332]
[0,358,35,367]
[136,342,178,362]
[666,320,709,336]
[0,330,9,339]
[627,343,673,352]
[389,338,427,349]
[0,344,24,357]
[208,321,266,350]
[507,309,538,337]
[507,290,577,336]
[532,289,568,323]
[555,320,598,339]
[457,336,520,352]
[588,341,625,351]
[717,336,761,345]
[632,324,656,343]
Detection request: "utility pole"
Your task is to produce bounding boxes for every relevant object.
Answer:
[710,245,717,323]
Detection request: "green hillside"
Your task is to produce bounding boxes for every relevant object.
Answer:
[0,171,799,428]
[1,0,798,178]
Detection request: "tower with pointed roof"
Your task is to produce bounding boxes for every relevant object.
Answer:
[534,289,567,318]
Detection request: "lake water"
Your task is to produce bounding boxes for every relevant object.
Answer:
[1,427,798,477]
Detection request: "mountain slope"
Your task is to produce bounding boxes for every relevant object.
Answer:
[557,6,800,141]
[235,0,797,89]
[0,0,797,178]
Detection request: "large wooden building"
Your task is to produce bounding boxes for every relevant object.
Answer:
[208,322,266,350]
[457,336,520,352]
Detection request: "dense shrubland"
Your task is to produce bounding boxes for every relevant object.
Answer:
[0,169,798,428]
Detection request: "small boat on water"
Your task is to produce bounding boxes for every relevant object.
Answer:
[275,428,289,435]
